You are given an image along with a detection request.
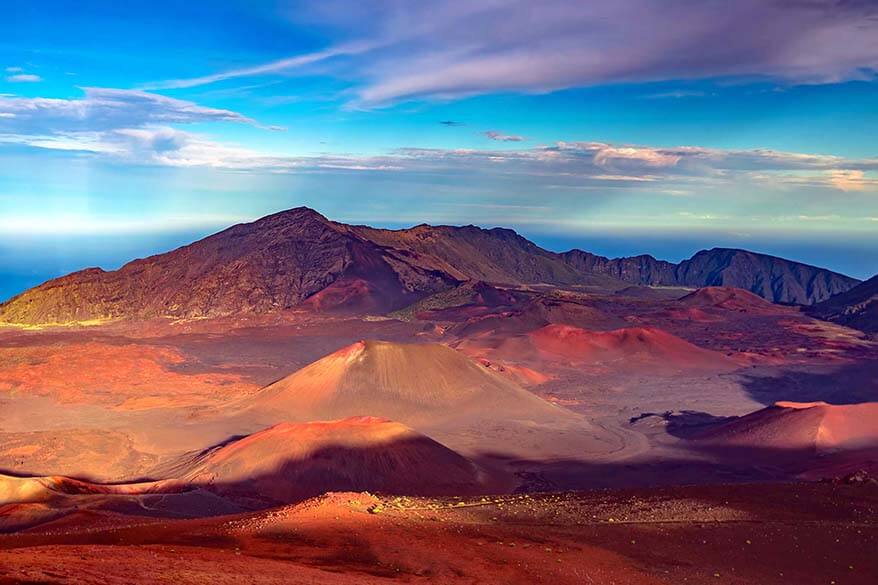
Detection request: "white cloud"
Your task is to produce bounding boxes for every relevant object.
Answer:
[140,41,375,90]
[484,130,525,142]
[6,74,42,83]
[589,144,681,168]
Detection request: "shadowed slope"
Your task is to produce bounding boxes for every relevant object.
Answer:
[247,340,571,427]
[1,417,502,511]
[810,273,878,334]
[172,417,498,504]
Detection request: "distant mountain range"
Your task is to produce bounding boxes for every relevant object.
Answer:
[0,207,861,325]
[562,248,860,306]
[809,274,878,334]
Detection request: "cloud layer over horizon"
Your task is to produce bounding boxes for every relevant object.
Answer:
[1,0,877,279]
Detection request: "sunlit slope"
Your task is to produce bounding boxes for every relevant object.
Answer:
[247,340,573,426]
[699,401,878,452]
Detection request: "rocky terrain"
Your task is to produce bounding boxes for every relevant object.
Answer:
[1,484,875,584]
[810,273,878,334]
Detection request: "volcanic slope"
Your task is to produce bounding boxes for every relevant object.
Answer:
[562,248,859,304]
[167,417,499,505]
[810,273,878,334]
[676,286,783,313]
[246,340,572,427]
[461,323,738,374]
[698,401,878,453]
[349,222,620,288]
[530,324,737,370]
[0,208,457,323]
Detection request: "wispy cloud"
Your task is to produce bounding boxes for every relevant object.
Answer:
[140,41,374,90]
[130,1,878,107]
[0,88,277,133]
[6,73,42,83]
[484,130,525,142]
[643,90,709,100]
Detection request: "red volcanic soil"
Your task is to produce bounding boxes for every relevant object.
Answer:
[662,306,722,323]
[1,483,875,584]
[0,341,257,408]
[524,324,738,372]
[677,286,783,313]
[299,277,382,313]
[476,357,553,385]
[699,401,878,452]
[171,417,500,504]
[246,340,571,426]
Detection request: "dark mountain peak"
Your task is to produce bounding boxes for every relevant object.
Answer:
[687,247,856,276]
[271,205,327,219]
[484,226,526,239]
[695,247,740,256]
[242,206,332,229]
[202,207,338,246]
[628,253,662,262]
[676,248,860,304]
[562,246,859,304]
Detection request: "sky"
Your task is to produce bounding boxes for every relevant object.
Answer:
[2,0,878,300]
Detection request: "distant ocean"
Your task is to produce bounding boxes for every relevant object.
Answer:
[1,228,876,303]
[0,230,214,303]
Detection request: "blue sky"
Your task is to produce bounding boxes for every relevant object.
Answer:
[1,0,877,298]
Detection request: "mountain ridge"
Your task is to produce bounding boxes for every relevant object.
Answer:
[0,207,860,324]
[562,246,858,304]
